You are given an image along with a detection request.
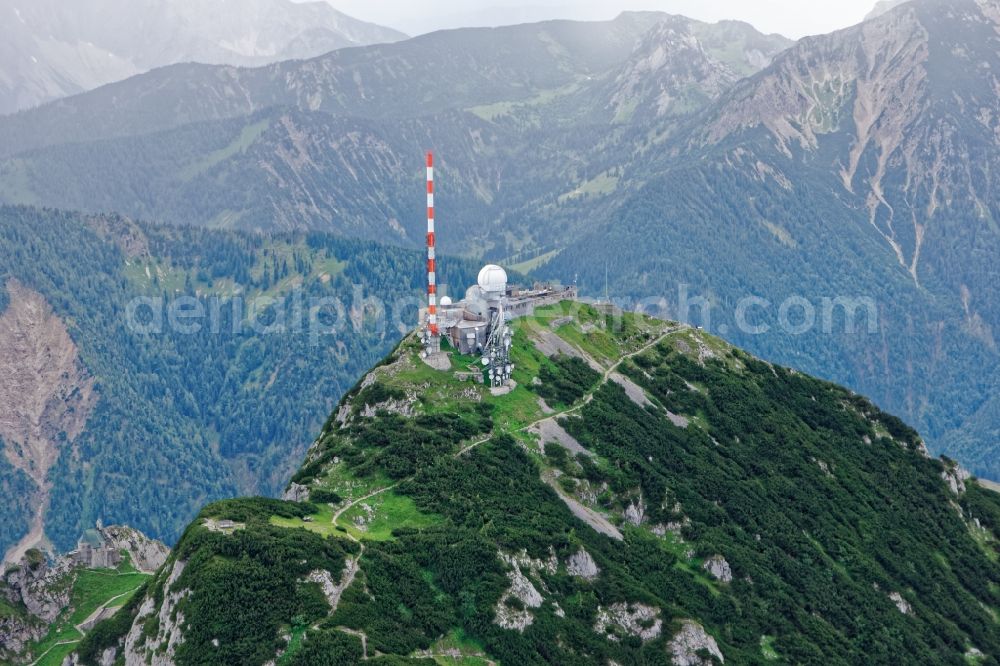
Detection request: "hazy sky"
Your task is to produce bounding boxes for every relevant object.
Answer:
[318,0,882,39]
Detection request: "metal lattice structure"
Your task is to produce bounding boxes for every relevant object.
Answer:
[482,302,513,387]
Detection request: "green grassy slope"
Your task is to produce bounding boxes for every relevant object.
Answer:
[74,304,1000,664]
[15,555,151,666]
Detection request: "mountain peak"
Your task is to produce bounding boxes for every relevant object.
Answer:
[866,0,911,20]
[67,300,1000,664]
[601,15,791,124]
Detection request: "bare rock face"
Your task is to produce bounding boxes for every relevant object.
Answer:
[0,549,73,661]
[889,591,913,615]
[624,497,646,526]
[98,525,170,574]
[282,481,310,503]
[669,620,725,665]
[702,555,733,584]
[494,567,544,632]
[942,463,971,496]
[2,551,73,622]
[566,547,600,581]
[0,613,45,661]
[493,549,556,632]
[0,281,98,564]
[360,398,415,419]
[593,602,662,642]
[123,559,189,665]
[607,17,740,122]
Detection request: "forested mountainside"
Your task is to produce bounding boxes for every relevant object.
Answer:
[0,206,486,562]
[1,2,999,486]
[538,0,1000,481]
[0,0,405,115]
[73,304,1000,665]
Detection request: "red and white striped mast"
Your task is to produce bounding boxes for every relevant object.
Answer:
[425,151,440,354]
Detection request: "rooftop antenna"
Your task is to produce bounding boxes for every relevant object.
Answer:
[424,152,440,355]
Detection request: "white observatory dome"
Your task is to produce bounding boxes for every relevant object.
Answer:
[477,264,508,295]
[439,296,453,307]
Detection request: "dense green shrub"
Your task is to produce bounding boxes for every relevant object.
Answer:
[536,355,602,407]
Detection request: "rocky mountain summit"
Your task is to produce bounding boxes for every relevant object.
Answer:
[867,0,911,20]
[68,304,1000,664]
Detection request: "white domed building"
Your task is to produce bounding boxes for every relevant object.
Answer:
[477,264,508,299]
[422,259,578,385]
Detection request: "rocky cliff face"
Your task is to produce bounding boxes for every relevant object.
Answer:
[2,551,73,623]
[0,549,72,662]
[603,17,742,123]
[697,0,1000,286]
[97,526,169,575]
[0,526,167,664]
[0,281,97,565]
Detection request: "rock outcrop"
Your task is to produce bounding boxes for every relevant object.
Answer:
[889,591,913,615]
[98,526,169,574]
[494,567,544,632]
[282,482,310,502]
[942,463,972,496]
[493,549,557,632]
[669,620,724,665]
[0,612,45,662]
[566,547,600,581]
[0,550,72,662]
[593,602,662,642]
[122,559,189,665]
[702,555,733,583]
[1,551,73,622]
[624,496,646,526]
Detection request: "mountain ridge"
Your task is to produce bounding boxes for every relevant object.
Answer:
[66,302,1000,664]
[0,0,406,116]
[0,12,788,159]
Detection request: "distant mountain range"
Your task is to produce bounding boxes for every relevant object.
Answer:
[0,12,792,243]
[0,0,406,115]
